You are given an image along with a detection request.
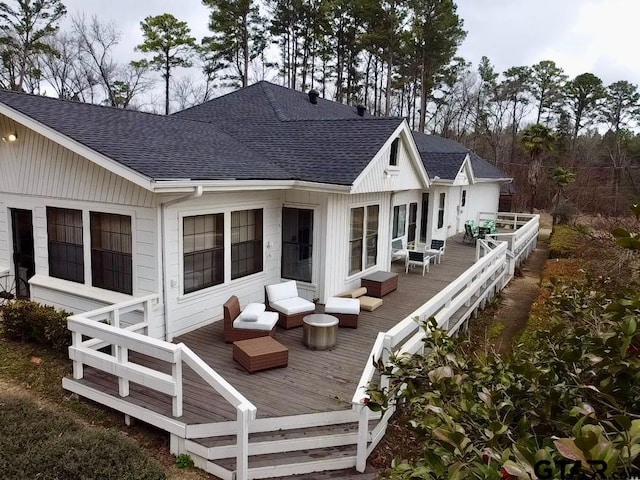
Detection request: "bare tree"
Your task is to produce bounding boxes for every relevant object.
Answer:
[73,14,151,108]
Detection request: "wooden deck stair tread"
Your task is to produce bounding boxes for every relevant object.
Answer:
[216,444,359,470]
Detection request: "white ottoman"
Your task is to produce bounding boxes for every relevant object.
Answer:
[325,297,360,328]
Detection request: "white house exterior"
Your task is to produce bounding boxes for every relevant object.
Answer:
[0,82,512,340]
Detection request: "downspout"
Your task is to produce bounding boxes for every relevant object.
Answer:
[159,186,203,341]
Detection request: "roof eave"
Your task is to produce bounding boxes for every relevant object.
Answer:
[152,179,351,194]
[0,101,154,191]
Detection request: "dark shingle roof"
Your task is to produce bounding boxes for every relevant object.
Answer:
[420,152,467,180]
[177,82,369,123]
[174,81,403,185]
[0,89,291,181]
[0,81,508,186]
[412,130,509,181]
[469,153,508,179]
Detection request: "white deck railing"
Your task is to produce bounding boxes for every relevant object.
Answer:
[351,213,540,472]
[67,294,256,480]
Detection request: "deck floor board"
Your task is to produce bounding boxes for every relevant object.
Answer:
[75,238,478,424]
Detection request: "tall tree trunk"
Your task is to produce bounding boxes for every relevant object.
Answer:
[164,54,170,115]
[242,14,249,88]
[385,51,393,115]
[418,63,428,132]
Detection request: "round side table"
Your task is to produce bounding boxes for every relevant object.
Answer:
[302,314,338,350]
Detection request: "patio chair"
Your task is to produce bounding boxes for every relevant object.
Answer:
[424,239,445,264]
[391,238,407,263]
[265,280,316,329]
[463,222,479,244]
[477,226,491,239]
[223,295,278,343]
[405,250,430,276]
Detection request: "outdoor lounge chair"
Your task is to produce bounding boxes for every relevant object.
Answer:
[223,296,278,343]
[391,238,407,262]
[463,222,479,244]
[405,250,430,275]
[424,239,445,264]
[265,280,316,329]
[324,296,360,328]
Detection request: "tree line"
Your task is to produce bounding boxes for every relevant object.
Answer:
[0,0,639,214]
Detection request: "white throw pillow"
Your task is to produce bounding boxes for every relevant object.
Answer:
[239,303,266,322]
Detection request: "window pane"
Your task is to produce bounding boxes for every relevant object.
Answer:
[350,207,364,240]
[47,207,84,283]
[90,212,132,294]
[183,213,224,293]
[231,209,263,280]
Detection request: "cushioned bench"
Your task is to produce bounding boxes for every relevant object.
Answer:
[265,281,316,329]
[324,297,359,328]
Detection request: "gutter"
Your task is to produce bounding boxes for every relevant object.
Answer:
[159,186,204,341]
[151,179,352,194]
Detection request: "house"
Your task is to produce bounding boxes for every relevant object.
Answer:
[0,81,512,341]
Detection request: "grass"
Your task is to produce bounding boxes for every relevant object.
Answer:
[0,333,209,479]
[0,392,166,480]
[548,225,585,259]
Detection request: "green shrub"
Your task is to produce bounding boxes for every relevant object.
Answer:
[0,394,166,480]
[548,225,584,258]
[368,287,640,479]
[1,300,72,353]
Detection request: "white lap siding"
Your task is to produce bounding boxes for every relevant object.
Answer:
[162,191,283,339]
[0,115,163,338]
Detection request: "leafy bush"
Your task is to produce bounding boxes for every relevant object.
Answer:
[367,290,640,479]
[1,300,72,353]
[0,394,166,480]
[548,225,584,259]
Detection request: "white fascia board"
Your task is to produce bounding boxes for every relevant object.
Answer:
[152,179,351,194]
[462,154,476,184]
[473,178,513,184]
[0,102,153,191]
[350,120,430,193]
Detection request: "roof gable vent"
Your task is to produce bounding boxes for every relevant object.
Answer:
[308,89,319,104]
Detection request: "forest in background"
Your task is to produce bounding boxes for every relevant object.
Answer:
[1,0,639,215]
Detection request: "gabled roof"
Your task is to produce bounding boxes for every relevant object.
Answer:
[411,130,509,181]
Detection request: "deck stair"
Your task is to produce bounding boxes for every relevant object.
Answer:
[183,417,379,479]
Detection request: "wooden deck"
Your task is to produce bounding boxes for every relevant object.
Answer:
[74,237,477,426]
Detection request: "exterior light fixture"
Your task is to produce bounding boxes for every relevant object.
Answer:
[7,132,17,142]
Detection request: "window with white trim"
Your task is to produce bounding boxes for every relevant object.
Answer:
[47,207,84,283]
[231,209,263,280]
[183,214,224,294]
[349,205,379,275]
[392,204,406,239]
[437,193,446,229]
[389,138,399,166]
[282,207,313,283]
[90,212,132,294]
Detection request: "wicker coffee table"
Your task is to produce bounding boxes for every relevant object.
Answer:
[233,336,288,373]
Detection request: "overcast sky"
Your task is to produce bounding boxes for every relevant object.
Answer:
[60,0,640,89]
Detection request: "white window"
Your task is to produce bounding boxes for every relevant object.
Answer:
[349,205,379,275]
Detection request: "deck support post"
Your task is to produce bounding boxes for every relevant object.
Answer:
[236,403,254,480]
[118,345,129,397]
[356,404,369,472]
[172,348,183,417]
[72,330,83,379]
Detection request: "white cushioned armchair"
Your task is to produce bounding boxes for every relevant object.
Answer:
[265,280,315,329]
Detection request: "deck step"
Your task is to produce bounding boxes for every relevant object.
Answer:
[186,422,377,479]
[213,444,361,479]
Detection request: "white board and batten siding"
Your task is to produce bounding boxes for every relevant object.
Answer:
[351,129,425,195]
[465,183,500,226]
[0,115,163,338]
[162,191,284,339]
[323,192,392,301]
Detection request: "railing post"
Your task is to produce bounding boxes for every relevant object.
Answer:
[356,404,370,472]
[112,308,120,329]
[72,329,83,379]
[380,334,393,390]
[236,404,252,480]
[118,344,129,397]
[143,299,150,336]
[172,348,183,417]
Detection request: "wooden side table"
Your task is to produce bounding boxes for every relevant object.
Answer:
[360,271,399,298]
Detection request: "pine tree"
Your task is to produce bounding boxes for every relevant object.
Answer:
[136,13,196,115]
